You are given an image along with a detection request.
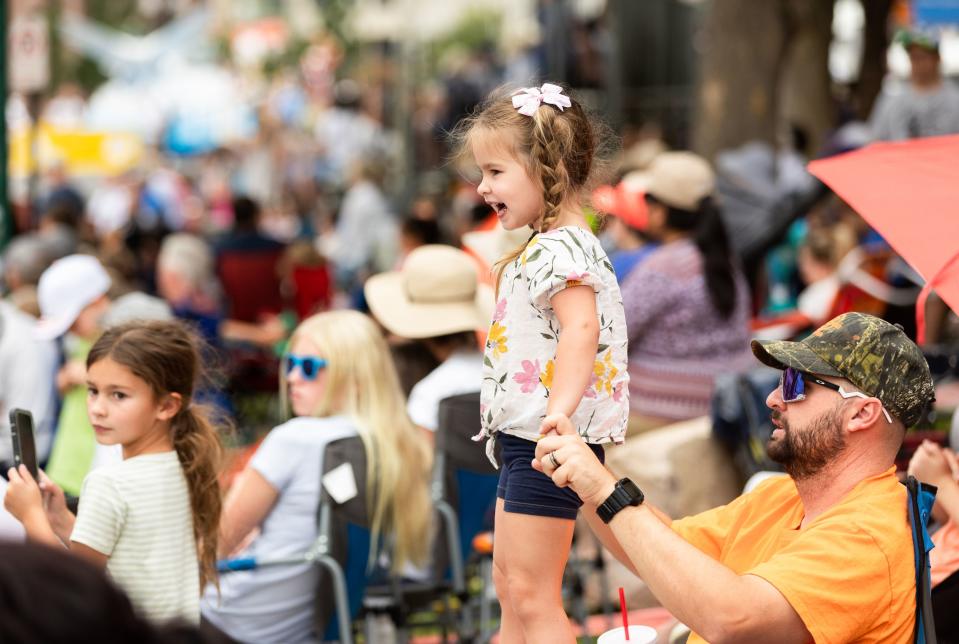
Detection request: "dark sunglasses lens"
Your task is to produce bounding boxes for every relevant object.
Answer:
[782,368,804,402]
[301,358,318,379]
[284,356,296,375]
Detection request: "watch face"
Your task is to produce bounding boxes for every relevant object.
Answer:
[619,478,641,497]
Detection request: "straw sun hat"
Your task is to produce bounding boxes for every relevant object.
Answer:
[364,244,494,339]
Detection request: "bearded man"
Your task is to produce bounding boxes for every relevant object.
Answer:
[535,312,934,643]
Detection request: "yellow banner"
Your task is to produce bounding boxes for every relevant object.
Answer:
[8,125,145,177]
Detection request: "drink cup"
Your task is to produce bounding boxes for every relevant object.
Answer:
[596,624,657,644]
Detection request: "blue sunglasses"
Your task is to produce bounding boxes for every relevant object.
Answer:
[780,367,893,423]
[284,354,328,381]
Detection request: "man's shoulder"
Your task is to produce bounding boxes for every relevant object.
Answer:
[819,472,909,538]
[940,80,959,103]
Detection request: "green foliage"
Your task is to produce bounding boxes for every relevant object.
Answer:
[420,7,503,78]
[432,8,501,56]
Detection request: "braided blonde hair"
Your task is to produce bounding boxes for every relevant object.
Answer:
[451,84,607,291]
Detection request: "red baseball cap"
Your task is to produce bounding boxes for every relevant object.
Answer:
[592,171,650,231]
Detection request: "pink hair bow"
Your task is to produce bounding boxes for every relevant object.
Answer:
[512,83,571,117]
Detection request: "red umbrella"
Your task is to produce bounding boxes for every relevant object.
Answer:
[807,134,959,341]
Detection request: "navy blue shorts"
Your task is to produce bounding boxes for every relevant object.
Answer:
[496,433,605,521]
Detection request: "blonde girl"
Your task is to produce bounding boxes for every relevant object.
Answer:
[456,83,629,642]
[202,310,432,643]
[4,320,225,624]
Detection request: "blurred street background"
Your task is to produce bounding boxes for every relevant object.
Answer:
[3,1,959,639]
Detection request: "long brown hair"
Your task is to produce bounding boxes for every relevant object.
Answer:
[87,320,227,590]
[451,84,613,290]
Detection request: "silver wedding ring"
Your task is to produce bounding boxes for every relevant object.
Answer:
[547,451,560,469]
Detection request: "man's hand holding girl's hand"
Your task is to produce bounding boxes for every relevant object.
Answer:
[533,413,616,506]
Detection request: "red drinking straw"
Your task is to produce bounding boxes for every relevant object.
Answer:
[619,586,630,640]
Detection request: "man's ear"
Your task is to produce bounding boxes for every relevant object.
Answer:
[846,398,885,434]
[157,392,183,422]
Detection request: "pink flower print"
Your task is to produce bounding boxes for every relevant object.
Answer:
[493,298,507,322]
[582,372,599,399]
[566,271,589,282]
[513,359,541,394]
[612,380,624,403]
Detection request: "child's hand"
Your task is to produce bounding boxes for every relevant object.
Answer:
[908,440,952,488]
[539,413,575,437]
[38,471,71,529]
[4,465,44,523]
[534,415,616,507]
[944,448,959,481]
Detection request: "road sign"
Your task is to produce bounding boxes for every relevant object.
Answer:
[8,13,50,93]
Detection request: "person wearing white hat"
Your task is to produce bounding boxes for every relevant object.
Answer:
[365,244,492,438]
[31,255,175,499]
[34,255,119,497]
[618,152,753,433]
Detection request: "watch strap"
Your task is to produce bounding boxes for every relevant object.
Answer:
[597,477,644,524]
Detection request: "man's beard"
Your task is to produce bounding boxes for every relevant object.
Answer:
[766,407,847,480]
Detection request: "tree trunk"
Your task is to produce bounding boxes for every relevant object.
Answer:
[779,0,836,155]
[855,0,893,120]
[693,0,789,161]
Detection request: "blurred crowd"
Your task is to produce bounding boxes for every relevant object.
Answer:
[1,8,959,643]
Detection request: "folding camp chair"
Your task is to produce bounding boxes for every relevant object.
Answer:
[432,392,500,642]
[217,435,377,644]
[360,391,499,643]
[904,475,938,643]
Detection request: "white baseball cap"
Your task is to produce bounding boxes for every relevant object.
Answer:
[35,254,112,340]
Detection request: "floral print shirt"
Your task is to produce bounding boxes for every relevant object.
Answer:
[476,226,629,462]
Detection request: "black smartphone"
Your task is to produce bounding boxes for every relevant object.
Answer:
[9,408,39,481]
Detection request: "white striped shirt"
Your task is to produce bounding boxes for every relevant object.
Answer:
[71,451,200,624]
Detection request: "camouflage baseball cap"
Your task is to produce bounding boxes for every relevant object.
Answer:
[751,312,934,427]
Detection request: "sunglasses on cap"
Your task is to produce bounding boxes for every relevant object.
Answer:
[779,367,893,424]
[284,354,328,381]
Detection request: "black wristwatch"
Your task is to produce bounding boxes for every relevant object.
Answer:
[597,477,644,524]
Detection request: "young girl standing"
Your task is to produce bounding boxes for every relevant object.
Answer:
[459,83,629,642]
[4,320,224,625]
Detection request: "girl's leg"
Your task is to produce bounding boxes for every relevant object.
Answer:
[494,501,576,643]
[492,499,526,644]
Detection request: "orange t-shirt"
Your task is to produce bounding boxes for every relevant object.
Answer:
[672,468,915,644]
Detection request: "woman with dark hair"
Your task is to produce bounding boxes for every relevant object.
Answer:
[619,152,753,433]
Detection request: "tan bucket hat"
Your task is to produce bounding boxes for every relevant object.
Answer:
[364,244,494,339]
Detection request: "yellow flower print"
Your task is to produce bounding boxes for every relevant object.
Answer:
[540,359,555,390]
[520,236,540,266]
[592,350,618,395]
[487,321,509,358]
